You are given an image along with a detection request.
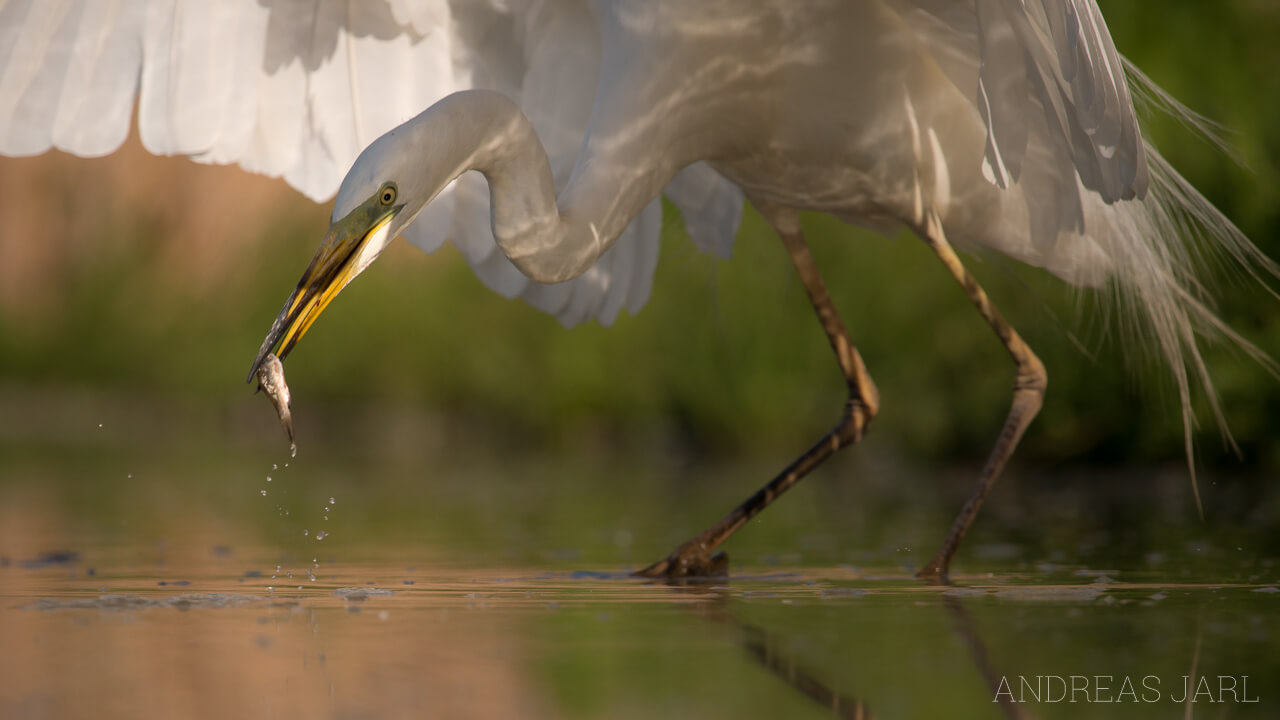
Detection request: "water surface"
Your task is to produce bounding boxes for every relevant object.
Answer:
[1,432,1277,719]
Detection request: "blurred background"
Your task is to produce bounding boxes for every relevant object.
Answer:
[3,7,1279,720]
[0,0,1277,570]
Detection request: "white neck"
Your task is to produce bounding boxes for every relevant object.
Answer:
[401,90,680,284]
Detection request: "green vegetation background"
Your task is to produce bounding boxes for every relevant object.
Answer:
[0,0,1277,473]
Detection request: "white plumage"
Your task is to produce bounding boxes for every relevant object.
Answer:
[0,0,741,327]
[4,0,1276,579]
[1,0,1273,507]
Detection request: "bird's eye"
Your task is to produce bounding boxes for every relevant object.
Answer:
[379,184,397,206]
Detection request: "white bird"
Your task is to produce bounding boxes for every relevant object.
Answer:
[1,0,1273,581]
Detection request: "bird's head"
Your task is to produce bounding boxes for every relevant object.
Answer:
[246,134,423,382]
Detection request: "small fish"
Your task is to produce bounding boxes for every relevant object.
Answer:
[255,353,296,457]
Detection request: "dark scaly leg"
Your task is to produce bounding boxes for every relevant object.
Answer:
[915,210,1047,583]
[637,208,879,579]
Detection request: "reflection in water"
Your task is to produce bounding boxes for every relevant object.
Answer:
[2,573,548,719]
[685,588,1030,720]
[1,450,1277,719]
[703,597,876,719]
[14,578,1039,718]
[4,560,1280,720]
[740,624,873,719]
[25,592,270,611]
[940,597,1029,720]
[641,583,877,716]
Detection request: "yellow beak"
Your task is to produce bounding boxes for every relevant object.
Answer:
[247,210,395,382]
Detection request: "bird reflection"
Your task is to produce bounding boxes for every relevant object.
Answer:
[738,619,875,720]
[668,585,1028,720]
[938,596,1031,720]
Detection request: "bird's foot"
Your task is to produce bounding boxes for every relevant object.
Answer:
[915,557,951,586]
[634,539,730,583]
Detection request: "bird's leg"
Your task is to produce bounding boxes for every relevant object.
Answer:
[914,211,1046,584]
[636,211,879,580]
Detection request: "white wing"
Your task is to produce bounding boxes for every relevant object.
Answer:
[973,0,1147,203]
[896,0,1148,247]
[0,0,742,327]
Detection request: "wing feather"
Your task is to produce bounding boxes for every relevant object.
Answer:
[976,0,1148,202]
[897,0,1149,246]
[664,163,742,260]
[623,198,663,315]
[0,0,745,328]
[0,0,86,155]
[974,0,1030,188]
[51,1,145,156]
[597,231,635,326]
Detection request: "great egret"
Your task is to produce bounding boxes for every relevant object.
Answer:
[2,1,1273,580]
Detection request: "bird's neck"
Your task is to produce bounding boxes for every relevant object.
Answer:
[410,89,666,284]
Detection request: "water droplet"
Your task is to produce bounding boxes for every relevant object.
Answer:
[316,531,328,541]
